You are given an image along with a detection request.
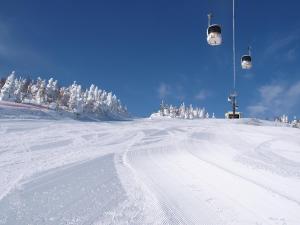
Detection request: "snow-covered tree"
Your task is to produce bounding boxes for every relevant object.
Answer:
[155,101,209,120]
[179,102,186,118]
[46,78,59,103]
[35,79,46,104]
[205,112,210,119]
[67,82,86,117]
[0,77,6,90]
[0,71,129,119]
[169,105,176,118]
[0,71,16,101]
[58,87,70,108]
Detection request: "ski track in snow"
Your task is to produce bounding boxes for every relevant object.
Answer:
[0,118,300,225]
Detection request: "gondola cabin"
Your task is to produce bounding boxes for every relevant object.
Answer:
[207,24,222,46]
[241,55,252,69]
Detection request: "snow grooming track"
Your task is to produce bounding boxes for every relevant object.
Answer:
[105,131,169,225]
[0,154,131,225]
[122,119,300,225]
[184,121,300,225]
[124,127,224,225]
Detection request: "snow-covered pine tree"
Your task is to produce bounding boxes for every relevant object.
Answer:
[57,87,70,108]
[155,101,209,120]
[169,105,176,118]
[85,84,95,113]
[199,108,205,118]
[159,100,165,116]
[69,82,78,112]
[163,105,170,116]
[179,102,185,118]
[0,71,16,101]
[68,82,84,117]
[0,77,7,90]
[0,71,128,119]
[75,85,83,115]
[35,79,46,105]
[46,78,59,103]
[14,78,22,103]
[205,112,210,119]
[188,105,194,119]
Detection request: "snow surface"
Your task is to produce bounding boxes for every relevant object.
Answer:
[0,114,300,224]
[0,101,129,121]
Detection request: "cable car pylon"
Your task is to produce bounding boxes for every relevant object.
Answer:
[227,0,241,119]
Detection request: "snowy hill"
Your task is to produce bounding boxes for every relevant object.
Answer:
[0,116,300,225]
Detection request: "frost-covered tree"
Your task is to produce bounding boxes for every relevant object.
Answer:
[35,79,46,104]
[46,78,59,103]
[0,71,129,119]
[155,101,209,120]
[0,71,16,101]
[57,87,70,108]
[179,102,186,118]
[68,82,85,117]
[169,105,176,118]
[0,77,7,90]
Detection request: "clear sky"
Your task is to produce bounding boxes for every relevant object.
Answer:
[0,0,299,118]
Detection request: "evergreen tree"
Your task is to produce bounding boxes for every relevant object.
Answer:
[0,77,6,90]
[0,71,128,119]
[46,78,59,103]
[0,71,16,101]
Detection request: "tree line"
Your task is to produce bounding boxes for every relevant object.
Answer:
[0,71,128,119]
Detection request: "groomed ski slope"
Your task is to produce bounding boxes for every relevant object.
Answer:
[0,116,300,225]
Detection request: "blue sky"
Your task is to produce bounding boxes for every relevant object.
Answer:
[0,0,300,118]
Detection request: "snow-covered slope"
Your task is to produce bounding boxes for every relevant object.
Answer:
[0,116,300,225]
[0,101,68,120]
[0,101,129,121]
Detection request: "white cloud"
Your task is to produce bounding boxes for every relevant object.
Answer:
[259,84,284,103]
[247,80,300,117]
[195,90,211,100]
[157,83,171,99]
[265,34,298,56]
[157,82,186,101]
[247,105,268,115]
[264,34,299,62]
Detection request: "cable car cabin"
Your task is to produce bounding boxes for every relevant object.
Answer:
[225,111,242,119]
[241,55,252,69]
[207,24,222,46]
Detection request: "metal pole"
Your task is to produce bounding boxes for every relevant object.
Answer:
[233,0,236,91]
[208,13,212,27]
[232,0,236,118]
[233,96,236,118]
